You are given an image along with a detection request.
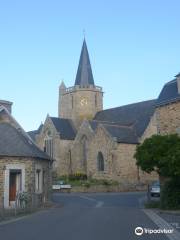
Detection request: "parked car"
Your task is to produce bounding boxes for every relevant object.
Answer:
[52,180,65,190]
[150,181,160,197]
[52,180,71,192]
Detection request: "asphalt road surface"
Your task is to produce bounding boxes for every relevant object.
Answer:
[0,192,175,240]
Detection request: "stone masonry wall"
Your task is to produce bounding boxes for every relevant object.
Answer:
[87,126,116,180]
[36,117,72,177]
[59,86,103,121]
[139,113,159,182]
[156,102,180,134]
[87,125,157,184]
[0,157,51,207]
[71,121,94,174]
[140,113,158,142]
[86,126,140,183]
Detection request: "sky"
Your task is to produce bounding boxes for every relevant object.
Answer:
[0,0,180,131]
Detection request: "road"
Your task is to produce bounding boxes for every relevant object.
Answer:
[0,192,176,240]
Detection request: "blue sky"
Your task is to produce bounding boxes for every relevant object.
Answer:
[0,0,180,131]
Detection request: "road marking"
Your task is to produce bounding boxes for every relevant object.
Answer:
[79,195,97,202]
[95,201,104,208]
[79,195,104,208]
[143,209,180,240]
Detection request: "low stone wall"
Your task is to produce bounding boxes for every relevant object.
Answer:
[56,183,148,193]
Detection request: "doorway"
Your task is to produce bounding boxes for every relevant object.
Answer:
[9,170,22,205]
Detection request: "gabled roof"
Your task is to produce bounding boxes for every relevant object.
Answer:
[156,79,180,107]
[74,39,95,86]
[50,117,76,140]
[28,124,43,141]
[0,122,50,160]
[94,99,156,138]
[0,106,34,143]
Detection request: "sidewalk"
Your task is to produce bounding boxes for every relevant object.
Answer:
[155,210,180,232]
[141,195,180,233]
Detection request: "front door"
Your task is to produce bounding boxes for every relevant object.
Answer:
[9,172,17,202]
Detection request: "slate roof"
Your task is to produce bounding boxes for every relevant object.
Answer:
[156,79,180,107]
[50,117,76,140]
[74,39,95,86]
[88,120,100,131]
[27,99,155,144]
[0,122,50,160]
[28,124,43,141]
[89,120,138,144]
[93,100,156,141]
[103,124,138,144]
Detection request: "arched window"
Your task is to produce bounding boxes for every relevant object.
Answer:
[44,138,53,158]
[97,152,104,171]
[69,150,72,174]
[44,129,53,158]
[81,135,87,172]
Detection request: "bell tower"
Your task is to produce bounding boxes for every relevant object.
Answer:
[58,39,103,122]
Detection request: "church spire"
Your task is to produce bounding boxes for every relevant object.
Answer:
[74,39,95,86]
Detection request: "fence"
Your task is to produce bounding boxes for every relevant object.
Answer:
[0,192,46,221]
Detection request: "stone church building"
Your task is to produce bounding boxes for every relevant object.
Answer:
[29,39,180,186]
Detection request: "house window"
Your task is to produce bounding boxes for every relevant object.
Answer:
[44,138,53,158]
[36,169,41,192]
[35,167,43,193]
[43,170,46,187]
[97,152,104,171]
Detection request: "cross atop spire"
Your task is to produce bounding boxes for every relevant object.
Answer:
[74,39,95,86]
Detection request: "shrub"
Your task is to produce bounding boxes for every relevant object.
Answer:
[57,175,68,183]
[83,181,91,188]
[68,172,87,181]
[160,178,180,210]
[101,179,111,186]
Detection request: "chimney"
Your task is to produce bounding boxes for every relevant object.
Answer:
[0,100,13,113]
[175,73,180,94]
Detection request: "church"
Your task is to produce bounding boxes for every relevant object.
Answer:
[29,39,180,187]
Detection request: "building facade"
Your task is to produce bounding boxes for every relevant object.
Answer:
[0,105,52,208]
[30,39,180,186]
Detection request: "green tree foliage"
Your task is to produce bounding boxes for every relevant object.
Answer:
[160,177,180,209]
[134,134,180,178]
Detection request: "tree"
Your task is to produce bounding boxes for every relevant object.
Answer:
[134,134,180,178]
[135,134,180,209]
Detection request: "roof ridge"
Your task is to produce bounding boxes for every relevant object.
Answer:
[96,99,156,114]
[102,123,133,129]
[50,117,72,121]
